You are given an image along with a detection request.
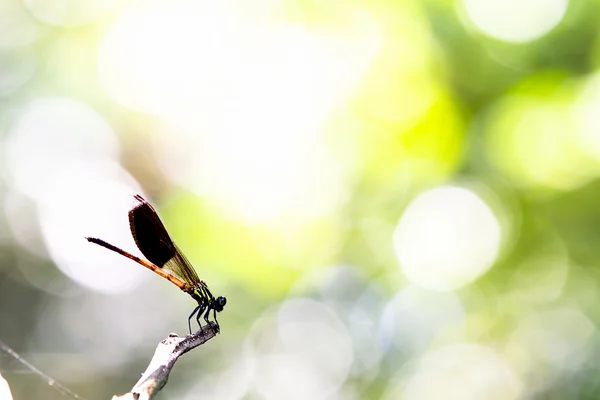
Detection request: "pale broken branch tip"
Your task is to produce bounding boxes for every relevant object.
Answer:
[112,323,219,400]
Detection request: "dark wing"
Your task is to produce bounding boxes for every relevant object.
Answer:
[129,194,201,286]
[129,194,174,267]
[164,244,202,286]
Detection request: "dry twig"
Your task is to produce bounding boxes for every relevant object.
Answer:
[112,323,219,400]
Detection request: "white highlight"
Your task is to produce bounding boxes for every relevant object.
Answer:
[4,98,119,200]
[155,122,346,223]
[1,98,143,294]
[97,1,218,114]
[394,186,501,291]
[98,0,380,223]
[461,0,568,43]
[0,372,13,400]
[37,162,146,294]
[98,1,378,116]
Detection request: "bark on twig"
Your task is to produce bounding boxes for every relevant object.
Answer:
[112,323,219,400]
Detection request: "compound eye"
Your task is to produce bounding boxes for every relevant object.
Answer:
[218,296,227,306]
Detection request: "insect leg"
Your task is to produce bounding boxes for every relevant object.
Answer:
[195,303,208,332]
[213,308,219,327]
[188,304,201,334]
[203,299,213,323]
[203,303,220,334]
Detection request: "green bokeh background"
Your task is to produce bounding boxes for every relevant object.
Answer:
[1,0,600,399]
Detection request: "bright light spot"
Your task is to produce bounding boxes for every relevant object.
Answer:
[506,307,595,375]
[98,0,221,114]
[394,186,501,291]
[98,0,380,223]
[4,98,119,200]
[155,122,346,224]
[380,285,466,354]
[247,299,353,400]
[23,0,123,27]
[0,372,13,400]
[483,94,593,190]
[98,1,379,115]
[0,0,45,48]
[460,0,568,43]
[386,343,521,400]
[36,161,146,294]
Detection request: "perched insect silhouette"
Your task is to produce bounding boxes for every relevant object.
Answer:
[86,194,226,333]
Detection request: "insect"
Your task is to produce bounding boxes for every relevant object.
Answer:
[85,194,226,334]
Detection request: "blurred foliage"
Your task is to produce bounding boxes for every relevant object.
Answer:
[2,0,600,399]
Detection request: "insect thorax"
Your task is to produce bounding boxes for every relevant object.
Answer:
[191,287,208,303]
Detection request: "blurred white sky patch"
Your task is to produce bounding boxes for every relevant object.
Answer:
[385,343,521,400]
[23,0,123,27]
[3,98,119,200]
[36,163,145,294]
[0,97,148,296]
[394,186,501,291]
[245,298,353,400]
[154,120,346,224]
[459,0,568,43]
[98,0,380,224]
[97,0,219,114]
[98,0,380,116]
[0,372,13,400]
